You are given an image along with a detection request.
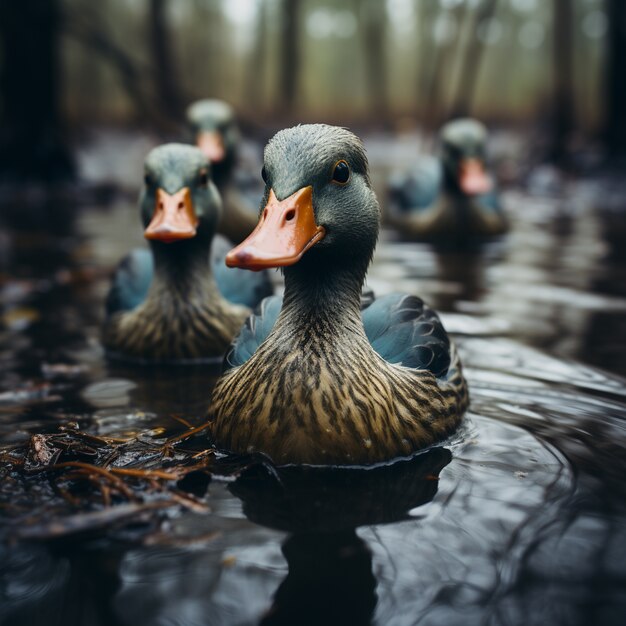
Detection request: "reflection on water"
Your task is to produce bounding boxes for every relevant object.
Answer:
[233,450,451,625]
[230,448,452,532]
[261,532,376,626]
[1,169,626,625]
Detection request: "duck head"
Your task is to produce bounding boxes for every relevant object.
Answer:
[226,124,380,277]
[141,143,221,245]
[185,99,239,185]
[440,118,492,196]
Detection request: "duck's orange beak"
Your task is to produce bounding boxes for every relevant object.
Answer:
[144,188,199,243]
[225,186,325,271]
[458,158,492,196]
[197,131,225,162]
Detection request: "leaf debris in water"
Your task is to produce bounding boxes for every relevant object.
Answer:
[0,420,225,542]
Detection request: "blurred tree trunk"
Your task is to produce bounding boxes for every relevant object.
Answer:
[424,1,467,132]
[606,0,626,157]
[0,0,74,182]
[64,11,157,126]
[550,0,574,164]
[416,0,439,120]
[450,0,498,119]
[363,0,388,122]
[279,0,301,115]
[246,1,268,110]
[148,0,183,121]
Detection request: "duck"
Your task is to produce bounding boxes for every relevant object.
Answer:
[208,124,468,465]
[185,99,259,243]
[387,118,507,243]
[103,143,272,363]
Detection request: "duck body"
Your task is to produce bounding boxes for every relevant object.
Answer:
[218,288,467,465]
[103,144,271,364]
[388,118,507,243]
[209,125,468,465]
[186,99,258,243]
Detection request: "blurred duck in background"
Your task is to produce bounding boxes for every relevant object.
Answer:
[387,118,507,245]
[103,143,272,363]
[185,99,259,243]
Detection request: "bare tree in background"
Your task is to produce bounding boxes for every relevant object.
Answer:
[247,1,269,111]
[550,0,574,164]
[362,0,388,122]
[450,0,498,120]
[606,0,626,158]
[423,1,468,132]
[416,0,439,120]
[148,0,183,122]
[64,9,155,126]
[65,1,190,130]
[0,0,73,182]
[279,0,301,115]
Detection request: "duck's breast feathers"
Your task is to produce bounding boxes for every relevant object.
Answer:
[388,158,443,214]
[224,294,283,370]
[105,249,153,316]
[363,292,452,379]
[212,235,273,308]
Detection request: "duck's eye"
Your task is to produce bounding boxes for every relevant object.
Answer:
[261,166,268,184]
[144,172,154,187]
[198,169,209,186]
[331,160,350,185]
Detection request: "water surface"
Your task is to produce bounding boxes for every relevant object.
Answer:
[1,167,625,625]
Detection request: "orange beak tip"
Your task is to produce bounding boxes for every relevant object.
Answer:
[226,248,264,271]
[225,253,242,268]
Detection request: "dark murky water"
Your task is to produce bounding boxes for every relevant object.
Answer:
[1,159,626,625]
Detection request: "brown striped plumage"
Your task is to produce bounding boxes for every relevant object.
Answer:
[208,124,468,465]
[104,269,248,362]
[209,276,467,464]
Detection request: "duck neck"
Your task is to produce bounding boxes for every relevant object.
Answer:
[278,255,367,339]
[211,153,235,192]
[149,233,217,300]
[443,165,463,197]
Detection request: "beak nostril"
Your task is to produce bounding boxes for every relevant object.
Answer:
[263,209,268,220]
[285,209,296,222]
[159,202,164,210]
[178,202,184,210]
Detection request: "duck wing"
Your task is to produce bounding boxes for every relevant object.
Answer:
[225,291,451,379]
[212,235,273,308]
[362,293,451,379]
[387,158,443,215]
[224,295,282,369]
[479,187,500,211]
[105,249,153,315]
